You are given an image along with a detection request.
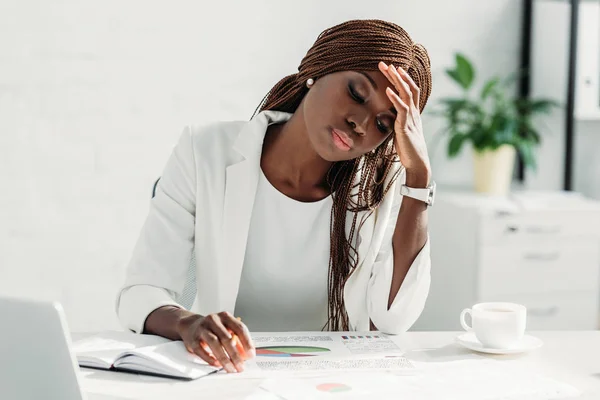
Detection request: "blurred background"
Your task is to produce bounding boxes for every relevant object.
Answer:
[1,0,599,332]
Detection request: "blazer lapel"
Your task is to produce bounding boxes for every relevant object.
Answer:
[343,158,402,330]
[219,110,293,312]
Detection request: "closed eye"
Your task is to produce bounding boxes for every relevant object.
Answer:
[376,119,392,135]
[348,84,365,104]
[349,81,392,135]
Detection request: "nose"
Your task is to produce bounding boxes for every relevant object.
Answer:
[347,112,368,137]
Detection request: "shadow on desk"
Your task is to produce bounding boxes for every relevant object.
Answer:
[80,365,265,399]
[81,367,181,384]
[404,343,532,363]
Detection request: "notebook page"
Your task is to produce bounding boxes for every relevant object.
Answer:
[115,341,219,379]
[74,331,170,369]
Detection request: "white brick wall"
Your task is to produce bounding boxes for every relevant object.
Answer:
[1,0,535,331]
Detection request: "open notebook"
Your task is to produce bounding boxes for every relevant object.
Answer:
[73,331,220,380]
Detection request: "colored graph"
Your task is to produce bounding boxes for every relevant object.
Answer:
[256,346,330,358]
[316,383,352,393]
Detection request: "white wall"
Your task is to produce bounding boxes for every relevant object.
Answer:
[527,1,600,199]
[1,0,531,331]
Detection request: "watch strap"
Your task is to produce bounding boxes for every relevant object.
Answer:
[400,181,436,206]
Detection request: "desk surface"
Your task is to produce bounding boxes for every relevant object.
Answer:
[77,331,600,400]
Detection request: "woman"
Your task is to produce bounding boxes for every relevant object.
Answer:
[116,19,434,373]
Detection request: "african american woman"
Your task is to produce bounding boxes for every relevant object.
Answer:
[116,19,435,374]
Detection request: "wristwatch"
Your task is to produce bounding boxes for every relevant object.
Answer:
[400,180,436,206]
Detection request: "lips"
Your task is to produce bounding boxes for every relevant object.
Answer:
[331,128,354,151]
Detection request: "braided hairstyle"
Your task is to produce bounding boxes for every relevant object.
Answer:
[252,19,432,331]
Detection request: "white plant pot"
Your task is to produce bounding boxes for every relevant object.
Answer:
[473,145,516,195]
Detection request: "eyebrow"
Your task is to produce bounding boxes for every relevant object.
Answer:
[357,71,397,116]
[358,71,378,89]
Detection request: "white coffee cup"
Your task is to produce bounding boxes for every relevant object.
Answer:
[460,302,527,349]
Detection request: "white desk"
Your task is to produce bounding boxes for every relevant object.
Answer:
[77,331,600,399]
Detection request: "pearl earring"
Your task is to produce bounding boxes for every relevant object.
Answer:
[306,78,314,88]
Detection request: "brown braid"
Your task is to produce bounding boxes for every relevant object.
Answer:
[252,19,432,331]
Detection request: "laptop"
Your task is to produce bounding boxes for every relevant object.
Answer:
[0,295,123,400]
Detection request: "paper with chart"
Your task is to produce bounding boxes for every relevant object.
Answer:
[258,359,581,400]
[243,331,414,372]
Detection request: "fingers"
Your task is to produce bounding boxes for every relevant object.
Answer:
[221,313,256,359]
[187,339,220,368]
[378,61,408,102]
[378,61,418,110]
[183,312,254,374]
[388,64,413,107]
[201,329,237,373]
[211,314,246,372]
[202,314,244,373]
[386,87,409,125]
[396,66,421,109]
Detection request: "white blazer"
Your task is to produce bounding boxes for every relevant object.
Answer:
[116,110,431,335]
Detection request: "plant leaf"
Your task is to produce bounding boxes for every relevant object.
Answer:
[515,98,559,115]
[528,99,560,113]
[517,140,537,170]
[439,98,470,108]
[497,119,517,144]
[445,53,475,90]
[448,133,466,157]
[519,119,542,144]
[455,53,475,90]
[481,77,500,100]
[445,69,466,89]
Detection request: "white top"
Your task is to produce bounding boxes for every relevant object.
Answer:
[115,110,431,335]
[234,170,333,331]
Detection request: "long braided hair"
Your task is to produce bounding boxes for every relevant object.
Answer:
[252,19,432,331]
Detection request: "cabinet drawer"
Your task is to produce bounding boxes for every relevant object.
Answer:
[481,291,599,330]
[479,211,600,245]
[478,241,600,296]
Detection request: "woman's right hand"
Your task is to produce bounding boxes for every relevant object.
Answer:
[176,311,255,373]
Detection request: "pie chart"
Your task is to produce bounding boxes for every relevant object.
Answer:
[256,345,330,357]
[316,383,352,393]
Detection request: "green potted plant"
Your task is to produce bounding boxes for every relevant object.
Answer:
[437,53,558,195]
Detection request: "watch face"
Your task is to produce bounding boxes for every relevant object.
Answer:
[427,181,436,206]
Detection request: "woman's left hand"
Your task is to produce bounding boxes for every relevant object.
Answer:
[378,61,431,186]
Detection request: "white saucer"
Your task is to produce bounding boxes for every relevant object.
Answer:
[455,333,543,355]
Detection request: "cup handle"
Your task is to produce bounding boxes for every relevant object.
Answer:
[460,308,473,332]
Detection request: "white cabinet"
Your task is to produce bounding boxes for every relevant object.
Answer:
[412,190,600,331]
